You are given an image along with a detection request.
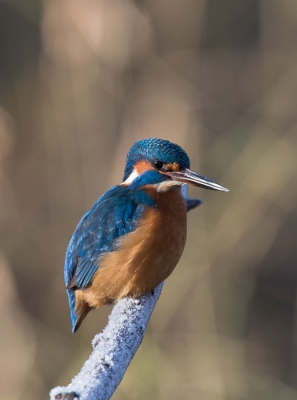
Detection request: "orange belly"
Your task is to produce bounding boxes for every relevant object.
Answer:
[77,186,187,310]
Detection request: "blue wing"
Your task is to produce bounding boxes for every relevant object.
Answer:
[64,184,156,330]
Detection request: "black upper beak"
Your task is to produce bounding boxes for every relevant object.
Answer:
[167,168,229,192]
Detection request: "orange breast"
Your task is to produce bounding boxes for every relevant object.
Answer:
[81,186,187,309]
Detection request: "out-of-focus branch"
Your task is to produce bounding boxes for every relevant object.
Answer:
[50,186,202,400]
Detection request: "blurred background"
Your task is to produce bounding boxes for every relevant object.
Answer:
[1,0,297,399]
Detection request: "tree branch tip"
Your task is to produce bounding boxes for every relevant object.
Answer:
[51,389,79,400]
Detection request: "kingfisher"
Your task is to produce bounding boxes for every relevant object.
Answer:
[65,138,228,332]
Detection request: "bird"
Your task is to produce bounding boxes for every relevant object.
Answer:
[65,138,228,332]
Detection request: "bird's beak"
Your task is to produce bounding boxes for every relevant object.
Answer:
[166,168,229,192]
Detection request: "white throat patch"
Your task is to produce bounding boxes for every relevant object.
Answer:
[153,180,184,193]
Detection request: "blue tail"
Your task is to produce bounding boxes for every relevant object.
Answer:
[66,288,79,333]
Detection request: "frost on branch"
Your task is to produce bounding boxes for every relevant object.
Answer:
[50,186,202,400]
[50,285,163,400]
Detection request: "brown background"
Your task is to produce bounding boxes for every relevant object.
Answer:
[1,1,297,399]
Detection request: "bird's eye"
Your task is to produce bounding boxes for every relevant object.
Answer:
[153,160,164,169]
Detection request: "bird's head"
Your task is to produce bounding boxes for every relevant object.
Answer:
[122,138,228,192]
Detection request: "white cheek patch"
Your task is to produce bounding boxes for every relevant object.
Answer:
[121,169,139,185]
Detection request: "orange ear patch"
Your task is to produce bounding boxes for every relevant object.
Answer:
[134,160,153,174]
[165,162,180,171]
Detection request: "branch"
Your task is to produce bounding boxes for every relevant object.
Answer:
[50,186,202,400]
